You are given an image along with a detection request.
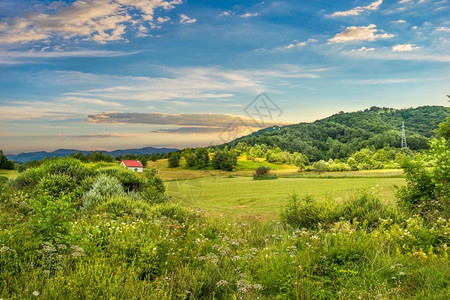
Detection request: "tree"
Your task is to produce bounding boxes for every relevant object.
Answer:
[0,150,15,170]
[212,149,237,171]
[168,153,180,168]
[195,148,209,168]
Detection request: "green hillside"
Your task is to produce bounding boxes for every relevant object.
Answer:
[231,106,448,161]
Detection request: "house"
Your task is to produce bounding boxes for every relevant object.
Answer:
[120,160,144,172]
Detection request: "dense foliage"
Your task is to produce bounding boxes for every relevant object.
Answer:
[231,106,448,162]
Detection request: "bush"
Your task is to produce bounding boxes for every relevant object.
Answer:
[35,174,76,199]
[82,175,125,211]
[141,169,166,204]
[253,166,277,180]
[98,196,153,218]
[27,194,75,244]
[0,175,8,186]
[281,194,325,228]
[97,166,145,192]
[338,192,399,228]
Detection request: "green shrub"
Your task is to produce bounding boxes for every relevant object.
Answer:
[338,192,399,228]
[82,175,125,211]
[98,196,152,218]
[0,175,8,186]
[152,204,189,223]
[27,194,75,244]
[253,166,277,180]
[97,166,145,192]
[35,174,76,199]
[281,194,325,228]
[141,169,166,204]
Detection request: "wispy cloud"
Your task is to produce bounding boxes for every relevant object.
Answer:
[283,39,318,49]
[241,12,259,18]
[392,44,420,52]
[352,46,376,52]
[0,49,138,64]
[55,133,131,139]
[88,112,289,135]
[330,0,383,17]
[435,26,450,32]
[328,24,395,43]
[0,0,183,44]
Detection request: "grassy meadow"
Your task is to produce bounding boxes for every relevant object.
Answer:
[0,150,448,299]
[166,176,405,217]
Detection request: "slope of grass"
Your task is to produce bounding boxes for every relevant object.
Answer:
[0,170,18,179]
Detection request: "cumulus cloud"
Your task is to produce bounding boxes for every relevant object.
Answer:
[330,0,383,17]
[328,24,395,43]
[0,0,183,44]
[180,14,197,24]
[392,44,420,51]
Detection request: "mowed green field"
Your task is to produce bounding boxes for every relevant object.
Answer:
[166,176,406,218]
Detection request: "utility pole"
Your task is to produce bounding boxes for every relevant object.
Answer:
[401,122,407,149]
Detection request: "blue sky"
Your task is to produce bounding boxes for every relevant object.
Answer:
[0,0,449,154]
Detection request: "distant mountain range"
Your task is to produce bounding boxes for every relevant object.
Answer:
[6,147,178,163]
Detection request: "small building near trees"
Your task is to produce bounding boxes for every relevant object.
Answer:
[120,160,144,172]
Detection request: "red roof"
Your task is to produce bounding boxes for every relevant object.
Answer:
[121,160,143,168]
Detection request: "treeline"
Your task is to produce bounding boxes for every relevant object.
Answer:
[230,106,448,161]
[16,151,168,172]
[167,147,238,171]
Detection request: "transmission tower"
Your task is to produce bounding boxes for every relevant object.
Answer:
[401,122,407,149]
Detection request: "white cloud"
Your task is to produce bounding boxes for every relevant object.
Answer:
[284,38,317,49]
[179,14,197,24]
[157,16,171,24]
[219,11,234,17]
[330,0,383,17]
[392,44,420,51]
[0,0,183,44]
[393,20,407,24]
[328,24,395,43]
[435,26,450,32]
[353,46,376,52]
[241,12,260,18]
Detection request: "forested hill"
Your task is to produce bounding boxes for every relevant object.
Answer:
[231,106,448,161]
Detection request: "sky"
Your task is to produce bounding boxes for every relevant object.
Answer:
[0,0,449,154]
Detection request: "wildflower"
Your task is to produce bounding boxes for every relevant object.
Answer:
[222,236,230,242]
[43,270,50,276]
[216,280,228,287]
[198,256,207,261]
[399,272,406,276]
[252,284,263,290]
[239,273,248,278]
[32,291,40,296]
[231,255,241,261]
